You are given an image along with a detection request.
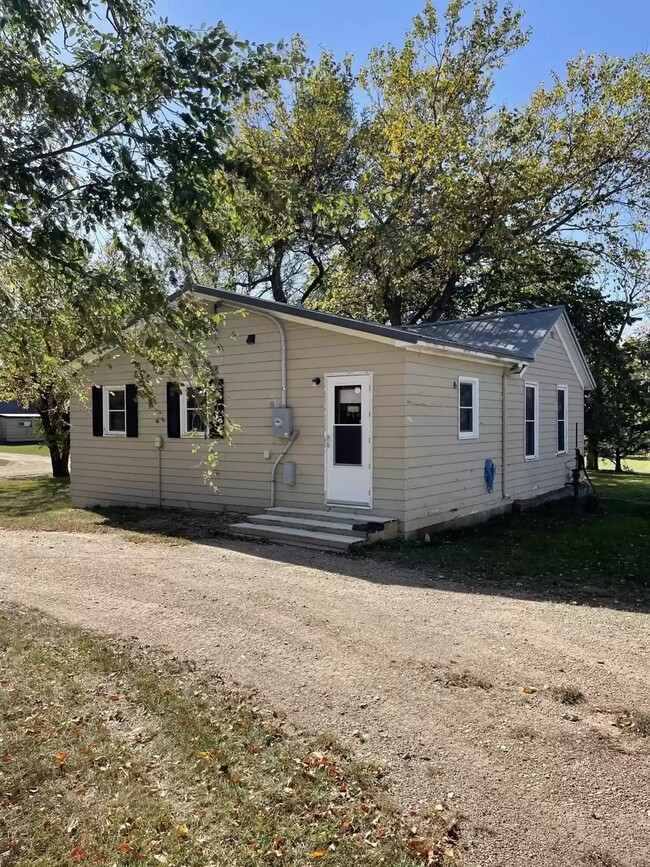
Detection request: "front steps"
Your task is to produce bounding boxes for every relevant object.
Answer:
[230,507,398,552]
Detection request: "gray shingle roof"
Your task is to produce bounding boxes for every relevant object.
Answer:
[400,307,565,361]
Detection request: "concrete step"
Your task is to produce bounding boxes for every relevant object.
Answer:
[229,522,363,552]
[247,513,367,538]
[266,506,398,529]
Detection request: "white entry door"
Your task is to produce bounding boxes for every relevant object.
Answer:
[325,372,373,507]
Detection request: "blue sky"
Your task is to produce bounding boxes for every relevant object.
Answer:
[157,0,650,105]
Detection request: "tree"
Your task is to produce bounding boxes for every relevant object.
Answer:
[194,48,357,305]
[0,0,283,476]
[588,330,650,472]
[215,1,650,328]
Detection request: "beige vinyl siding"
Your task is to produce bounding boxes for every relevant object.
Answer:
[70,310,407,520]
[403,353,504,536]
[70,305,588,537]
[0,416,41,443]
[505,320,584,500]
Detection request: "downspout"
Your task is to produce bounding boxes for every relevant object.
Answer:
[501,370,508,499]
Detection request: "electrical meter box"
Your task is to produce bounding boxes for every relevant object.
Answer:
[271,406,294,438]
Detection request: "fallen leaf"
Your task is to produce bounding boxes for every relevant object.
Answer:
[176,824,188,838]
[71,844,86,861]
[523,685,538,694]
[310,851,327,858]
[55,751,67,767]
[117,842,134,853]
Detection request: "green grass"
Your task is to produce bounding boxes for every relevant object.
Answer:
[370,471,649,606]
[0,477,242,542]
[0,604,457,867]
[598,456,650,474]
[0,442,47,456]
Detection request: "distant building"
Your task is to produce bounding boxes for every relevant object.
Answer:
[0,401,42,444]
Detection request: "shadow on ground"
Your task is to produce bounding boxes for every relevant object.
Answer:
[93,494,649,615]
[2,473,648,614]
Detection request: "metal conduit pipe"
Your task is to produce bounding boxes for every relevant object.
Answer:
[250,309,293,505]
[253,310,287,408]
[270,430,300,508]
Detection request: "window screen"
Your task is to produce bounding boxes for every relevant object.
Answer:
[458,379,477,436]
[557,387,567,453]
[107,388,126,433]
[185,387,207,434]
[525,384,537,458]
[334,385,362,465]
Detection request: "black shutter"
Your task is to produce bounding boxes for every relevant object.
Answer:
[208,379,225,439]
[125,384,138,438]
[92,386,104,437]
[167,381,181,438]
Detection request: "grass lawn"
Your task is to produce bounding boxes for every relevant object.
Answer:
[0,605,455,867]
[598,455,650,474]
[0,442,47,456]
[0,477,241,542]
[370,469,649,606]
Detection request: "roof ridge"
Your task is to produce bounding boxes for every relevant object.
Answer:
[404,306,565,329]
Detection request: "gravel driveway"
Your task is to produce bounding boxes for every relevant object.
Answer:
[0,450,51,478]
[0,530,648,867]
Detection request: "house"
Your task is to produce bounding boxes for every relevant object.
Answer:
[0,401,42,444]
[69,286,596,547]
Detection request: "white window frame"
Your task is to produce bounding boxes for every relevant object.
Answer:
[458,376,479,439]
[102,385,126,437]
[179,385,207,439]
[524,381,539,460]
[556,385,569,456]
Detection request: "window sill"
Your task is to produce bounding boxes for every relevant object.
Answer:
[104,431,126,437]
[458,432,479,440]
[524,455,539,461]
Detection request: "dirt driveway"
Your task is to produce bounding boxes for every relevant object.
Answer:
[0,450,50,478]
[0,530,648,867]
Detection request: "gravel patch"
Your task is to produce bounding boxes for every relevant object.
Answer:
[0,451,51,478]
[0,529,648,867]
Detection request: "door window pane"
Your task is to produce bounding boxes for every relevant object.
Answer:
[334,426,362,465]
[335,386,362,424]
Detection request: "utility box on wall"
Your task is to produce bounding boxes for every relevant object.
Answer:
[271,406,294,438]
[283,461,296,486]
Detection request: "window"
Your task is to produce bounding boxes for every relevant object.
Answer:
[103,386,126,436]
[180,386,207,437]
[178,382,224,439]
[458,377,479,439]
[524,382,539,460]
[557,385,568,454]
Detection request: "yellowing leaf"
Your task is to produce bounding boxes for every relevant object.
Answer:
[310,850,327,858]
[176,824,188,838]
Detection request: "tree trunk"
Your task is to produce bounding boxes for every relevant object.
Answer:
[37,386,70,479]
[425,272,459,322]
[585,433,599,471]
[614,447,623,473]
[49,443,71,478]
[270,240,288,303]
